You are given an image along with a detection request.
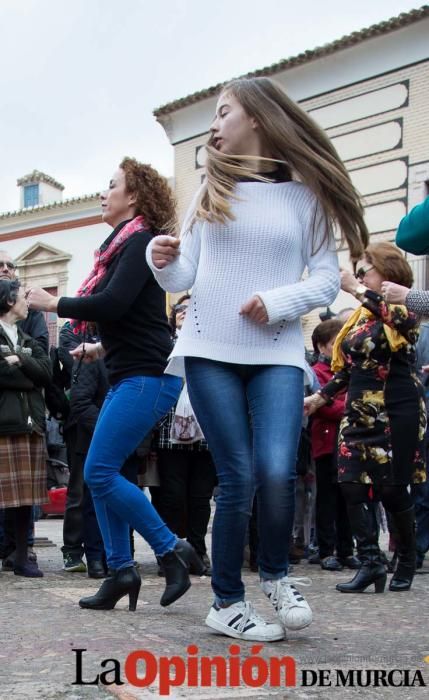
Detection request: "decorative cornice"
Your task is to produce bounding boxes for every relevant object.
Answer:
[0,193,100,220]
[154,6,429,118]
[0,214,103,243]
[16,170,65,190]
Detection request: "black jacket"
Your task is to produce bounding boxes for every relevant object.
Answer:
[18,309,49,353]
[69,357,109,453]
[57,221,172,385]
[0,326,52,436]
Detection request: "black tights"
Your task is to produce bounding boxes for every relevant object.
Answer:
[340,483,413,513]
[10,506,32,566]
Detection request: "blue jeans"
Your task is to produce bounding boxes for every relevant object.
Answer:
[84,374,181,570]
[185,358,304,605]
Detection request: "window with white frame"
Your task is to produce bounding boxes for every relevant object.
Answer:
[24,184,39,208]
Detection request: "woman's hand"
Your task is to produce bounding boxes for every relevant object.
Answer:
[380,281,410,305]
[26,287,59,312]
[151,235,180,269]
[240,295,268,324]
[303,393,327,416]
[340,268,359,295]
[70,342,103,363]
[4,354,20,366]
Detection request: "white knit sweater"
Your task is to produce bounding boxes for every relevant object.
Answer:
[146,181,340,375]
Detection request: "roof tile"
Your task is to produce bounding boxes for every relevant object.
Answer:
[154,6,429,117]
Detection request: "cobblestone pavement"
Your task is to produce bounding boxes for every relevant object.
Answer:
[1,515,428,699]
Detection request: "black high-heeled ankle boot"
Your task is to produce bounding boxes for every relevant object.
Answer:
[79,565,141,611]
[336,503,386,594]
[158,540,205,607]
[388,506,416,592]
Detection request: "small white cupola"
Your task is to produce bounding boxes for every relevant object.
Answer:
[17,170,65,209]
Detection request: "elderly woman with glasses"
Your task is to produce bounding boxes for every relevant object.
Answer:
[305,241,426,596]
[0,279,51,577]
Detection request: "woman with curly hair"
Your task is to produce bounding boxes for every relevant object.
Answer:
[28,157,204,611]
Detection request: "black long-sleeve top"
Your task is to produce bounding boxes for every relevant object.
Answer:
[57,221,173,385]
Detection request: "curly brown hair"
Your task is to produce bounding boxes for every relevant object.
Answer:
[363,241,413,288]
[120,157,177,234]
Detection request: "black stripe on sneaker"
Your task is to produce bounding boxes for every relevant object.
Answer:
[243,623,257,632]
[229,613,243,627]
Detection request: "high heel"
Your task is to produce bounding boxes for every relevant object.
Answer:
[79,565,141,611]
[158,539,205,607]
[374,574,387,593]
[336,503,386,594]
[336,558,387,593]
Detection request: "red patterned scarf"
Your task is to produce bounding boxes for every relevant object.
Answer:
[72,215,147,334]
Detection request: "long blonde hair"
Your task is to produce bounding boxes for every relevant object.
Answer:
[193,77,368,260]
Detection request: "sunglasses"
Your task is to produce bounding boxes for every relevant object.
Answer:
[355,265,374,281]
[174,304,188,313]
[0,261,16,270]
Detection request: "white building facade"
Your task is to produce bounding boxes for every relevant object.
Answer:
[0,8,428,346]
[154,6,429,331]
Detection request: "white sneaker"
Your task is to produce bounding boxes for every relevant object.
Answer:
[205,601,285,642]
[261,576,313,630]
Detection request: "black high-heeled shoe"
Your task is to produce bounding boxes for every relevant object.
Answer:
[336,554,387,593]
[336,503,386,594]
[158,540,205,607]
[79,565,141,611]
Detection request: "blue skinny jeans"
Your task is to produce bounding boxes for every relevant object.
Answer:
[185,358,304,605]
[84,374,181,570]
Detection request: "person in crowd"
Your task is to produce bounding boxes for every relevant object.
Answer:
[154,295,217,576]
[0,251,49,570]
[27,157,204,611]
[59,322,107,577]
[147,76,368,641]
[305,241,426,594]
[376,199,429,572]
[0,251,49,353]
[413,322,429,570]
[310,319,359,571]
[0,279,51,577]
[381,196,429,313]
[290,362,319,564]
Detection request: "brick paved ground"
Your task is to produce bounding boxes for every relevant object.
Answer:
[1,513,428,699]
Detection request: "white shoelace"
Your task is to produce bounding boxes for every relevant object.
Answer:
[283,576,312,588]
[270,576,312,607]
[236,602,266,632]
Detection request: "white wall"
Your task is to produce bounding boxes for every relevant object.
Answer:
[3,221,110,294]
[161,17,429,145]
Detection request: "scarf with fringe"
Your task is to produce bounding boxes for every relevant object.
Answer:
[71,215,146,334]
